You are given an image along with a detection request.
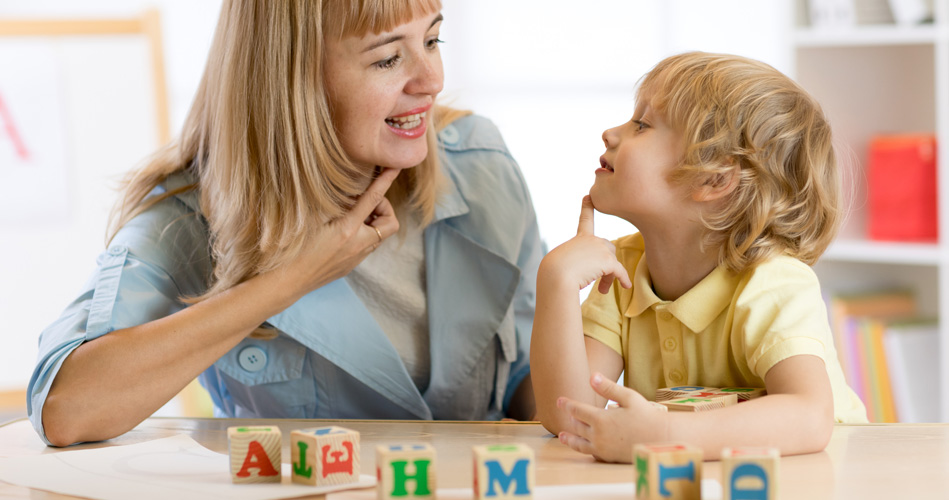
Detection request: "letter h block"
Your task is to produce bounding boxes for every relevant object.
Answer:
[721,447,779,500]
[228,426,282,484]
[291,426,360,486]
[634,442,702,500]
[376,444,437,499]
[473,444,535,499]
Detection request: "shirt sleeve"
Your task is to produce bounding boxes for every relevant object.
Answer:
[27,193,209,445]
[581,278,625,356]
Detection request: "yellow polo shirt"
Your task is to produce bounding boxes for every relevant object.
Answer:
[581,232,867,423]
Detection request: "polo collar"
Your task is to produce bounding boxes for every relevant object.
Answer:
[625,255,740,333]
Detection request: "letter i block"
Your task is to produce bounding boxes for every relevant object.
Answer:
[291,426,360,486]
[228,426,282,483]
[634,443,703,500]
[721,447,779,500]
[376,444,437,499]
[472,444,535,499]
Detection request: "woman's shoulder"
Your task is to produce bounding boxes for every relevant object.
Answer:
[438,113,511,156]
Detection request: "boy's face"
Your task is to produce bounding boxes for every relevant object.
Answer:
[590,102,691,229]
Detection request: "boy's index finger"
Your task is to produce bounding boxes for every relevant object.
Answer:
[577,195,595,235]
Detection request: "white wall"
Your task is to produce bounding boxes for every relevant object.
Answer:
[0,1,789,390]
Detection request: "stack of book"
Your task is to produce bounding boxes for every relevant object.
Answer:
[828,290,939,422]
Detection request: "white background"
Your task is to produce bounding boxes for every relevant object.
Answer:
[0,0,790,391]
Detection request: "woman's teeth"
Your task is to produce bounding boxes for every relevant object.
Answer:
[386,112,425,129]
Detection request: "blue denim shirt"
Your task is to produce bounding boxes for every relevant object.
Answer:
[28,115,544,444]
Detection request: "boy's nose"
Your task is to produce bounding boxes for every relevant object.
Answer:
[602,127,618,149]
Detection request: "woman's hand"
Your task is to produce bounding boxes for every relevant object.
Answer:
[285,167,401,294]
[556,372,668,463]
[539,196,631,294]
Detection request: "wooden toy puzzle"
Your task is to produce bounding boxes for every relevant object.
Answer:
[376,444,437,499]
[721,447,779,500]
[656,386,766,403]
[227,426,281,483]
[472,443,535,499]
[291,426,360,486]
[634,442,703,500]
[660,394,738,412]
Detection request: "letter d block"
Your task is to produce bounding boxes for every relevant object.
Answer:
[291,426,360,486]
[473,444,535,499]
[228,426,282,483]
[376,444,436,499]
[721,447,779,500]
[634,442,702,500]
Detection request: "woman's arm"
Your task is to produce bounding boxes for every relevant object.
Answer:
[557,354,834,462]
[531,196,628,435]
[42,169,401,447]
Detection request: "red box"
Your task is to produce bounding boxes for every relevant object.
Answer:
[867,134,938,242]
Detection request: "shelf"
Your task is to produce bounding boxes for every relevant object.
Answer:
[820,239,942,265]
[795,24,946,47]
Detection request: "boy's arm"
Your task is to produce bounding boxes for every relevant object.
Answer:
[531,196,628,435]
[559,354,834,462]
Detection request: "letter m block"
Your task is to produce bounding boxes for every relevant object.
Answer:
[473,443,535,499]
[291,426,360,486]
[376,444,436,499]
[633,442,702,500]
[721,446,779,500]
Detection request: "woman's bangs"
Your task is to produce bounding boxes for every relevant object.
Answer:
[327,0,441,37]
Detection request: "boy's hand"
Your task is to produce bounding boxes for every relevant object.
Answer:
[556,372,667,463]
[540,196,631,293]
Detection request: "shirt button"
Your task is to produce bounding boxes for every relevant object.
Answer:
[659,311,673,321]
[669,370,684,383]
[439,125,460,145]
[663,337,677,351]
[108,245,124,256]
[238,346,267,372]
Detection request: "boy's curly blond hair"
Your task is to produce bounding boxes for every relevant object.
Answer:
[638,51,841,273]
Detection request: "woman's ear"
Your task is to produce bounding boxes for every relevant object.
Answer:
[693,163,740,202]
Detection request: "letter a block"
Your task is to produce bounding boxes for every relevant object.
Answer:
[376,444,437,499]
[228,426,282,483]
[634,443,703,500]
[473,444,535,499]
[721,447,779,500]
[291,426,360,486]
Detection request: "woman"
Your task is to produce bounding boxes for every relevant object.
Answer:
[29,0,543,447]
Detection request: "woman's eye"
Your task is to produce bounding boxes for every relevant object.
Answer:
[375,54,402,70]
[426,37,444,50]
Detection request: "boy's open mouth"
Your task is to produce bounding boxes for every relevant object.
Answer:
[599,157,614,172]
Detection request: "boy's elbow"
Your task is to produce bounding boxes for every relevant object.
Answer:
[42,396,80,447]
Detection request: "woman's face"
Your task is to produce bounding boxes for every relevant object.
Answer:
[324,12,445,172]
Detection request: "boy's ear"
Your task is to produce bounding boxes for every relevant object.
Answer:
[693,163,740,202]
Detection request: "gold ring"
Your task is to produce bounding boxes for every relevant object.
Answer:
[373,226,383,244]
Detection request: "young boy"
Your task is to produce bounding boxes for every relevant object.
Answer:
[530,51,867,463]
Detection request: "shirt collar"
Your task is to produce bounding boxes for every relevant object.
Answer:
[625,254,741,333]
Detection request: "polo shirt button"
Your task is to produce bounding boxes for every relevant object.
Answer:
[108,245,124,256]
[663,337,677,351]
[238,346,267,372]
[438,125,460,145]
[669,370,684,383]
[659,311,673,321]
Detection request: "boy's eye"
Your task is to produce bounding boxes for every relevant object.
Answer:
[632,120,648,132]
[375,54,402,70]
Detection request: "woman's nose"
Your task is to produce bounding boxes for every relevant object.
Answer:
[406,53,444,96]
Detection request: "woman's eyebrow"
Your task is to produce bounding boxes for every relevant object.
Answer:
[361,14,444,53]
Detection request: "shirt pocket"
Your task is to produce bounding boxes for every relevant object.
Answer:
[213,332,315,410]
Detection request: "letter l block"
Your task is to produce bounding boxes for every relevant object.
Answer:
[291,426,360,486]
[633,442,703,500]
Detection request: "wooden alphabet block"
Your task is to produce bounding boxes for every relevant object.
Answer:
[714,387,767,401]
[721,447,779,500]
[661,394,738,412]
[473,444,534,499]
[376,444,437,499]
[634,443,703,500]
[227,426,281,483]
[655,386,718,401]
[291,426,360,486]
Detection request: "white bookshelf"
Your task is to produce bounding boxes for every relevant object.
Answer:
[792,0,949,420]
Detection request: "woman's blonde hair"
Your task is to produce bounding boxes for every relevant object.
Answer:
[109,0,460,300]
[639,51,841,272]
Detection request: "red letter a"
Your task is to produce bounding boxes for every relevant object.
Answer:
[236,440,279,477]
